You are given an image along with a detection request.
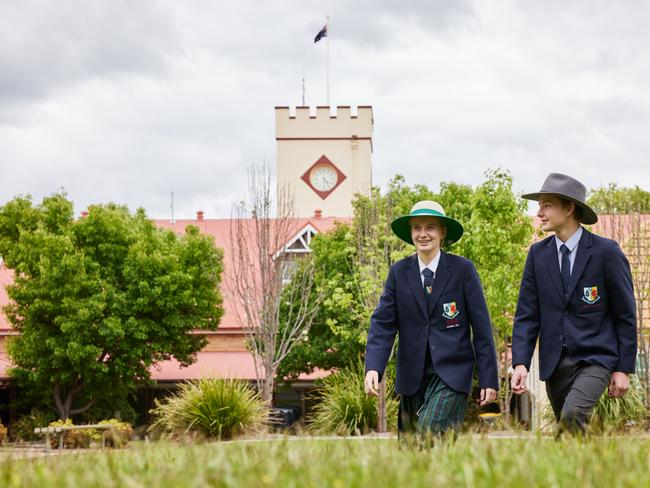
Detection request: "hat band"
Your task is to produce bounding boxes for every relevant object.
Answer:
[410,209,446,218]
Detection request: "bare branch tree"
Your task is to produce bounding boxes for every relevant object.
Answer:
[229,163,321,406]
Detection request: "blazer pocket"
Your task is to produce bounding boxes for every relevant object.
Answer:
[575,277,606,314]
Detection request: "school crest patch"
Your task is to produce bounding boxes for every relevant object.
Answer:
[582,286,600,304]
[442,301,459,319]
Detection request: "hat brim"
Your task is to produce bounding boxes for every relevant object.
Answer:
[391,212,464,246]
[522,191,598,225]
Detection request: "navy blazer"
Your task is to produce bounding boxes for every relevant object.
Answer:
[365,252,499,395]
[512,228,637,380]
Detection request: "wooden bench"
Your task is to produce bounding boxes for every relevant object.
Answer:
[34,424,119,454]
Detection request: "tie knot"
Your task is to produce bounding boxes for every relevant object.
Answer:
[560,244,570,256]
[422,268,434,279]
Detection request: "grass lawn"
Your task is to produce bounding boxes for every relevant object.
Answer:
[2,435,650,487]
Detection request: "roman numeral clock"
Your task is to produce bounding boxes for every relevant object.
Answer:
[275,105,374,218]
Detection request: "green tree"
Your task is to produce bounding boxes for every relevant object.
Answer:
[440,169,534,416]
[0,193,224,420]
[277,224,364,379]
[587,183,650,214]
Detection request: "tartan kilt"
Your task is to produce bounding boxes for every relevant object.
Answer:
[398,366,468,436]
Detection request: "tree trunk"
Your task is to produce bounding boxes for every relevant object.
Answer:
[262,369,274,407]
[377,377,387,432]
[503,339,512,424]
[53,383,95,420]
[53,383,70,420]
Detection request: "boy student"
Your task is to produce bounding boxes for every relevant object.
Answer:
[364,201,498,438]
[511,173,637,433]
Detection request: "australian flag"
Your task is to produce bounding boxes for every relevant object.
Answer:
[314,24,327,43]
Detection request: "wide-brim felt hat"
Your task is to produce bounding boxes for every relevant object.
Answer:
[522,172,598,225]
[391,200,464,246]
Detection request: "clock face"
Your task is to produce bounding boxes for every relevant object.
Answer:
[300,155,347,199]
[310,166,337,192]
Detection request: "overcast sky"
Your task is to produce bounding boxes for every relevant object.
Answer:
[1,0,649,220]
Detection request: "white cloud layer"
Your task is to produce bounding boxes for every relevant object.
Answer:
[1,0,649,219]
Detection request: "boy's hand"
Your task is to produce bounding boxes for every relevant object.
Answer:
[608,372,629,398]
[364,370,380,396]
[511,364,529,394]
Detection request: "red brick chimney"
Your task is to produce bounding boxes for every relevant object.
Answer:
[196,210,204,220]
[314,209,322,219]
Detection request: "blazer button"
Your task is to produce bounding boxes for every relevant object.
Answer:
[431,345,437,351]
[563,310,569,316]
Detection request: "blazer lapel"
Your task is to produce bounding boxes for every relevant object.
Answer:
[564,228,593,305]
[428,251,450,317]
[406,254,428,320]
[542,237,565,301]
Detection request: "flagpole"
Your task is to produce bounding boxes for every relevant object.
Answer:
[326,16,330,106]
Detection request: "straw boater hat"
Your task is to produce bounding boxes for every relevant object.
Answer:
[522,173,598,225]
[391,200,464,246]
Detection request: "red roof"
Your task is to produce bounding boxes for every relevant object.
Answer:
[155,216,347,330]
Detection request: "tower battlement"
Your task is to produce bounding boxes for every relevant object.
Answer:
[275,104,373,218]
[275,105,373,139]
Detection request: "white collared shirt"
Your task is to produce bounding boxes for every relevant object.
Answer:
[418,251,441,286]
[555,226,583,274]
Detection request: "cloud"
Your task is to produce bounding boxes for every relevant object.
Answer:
[0,1,179,111]
[1,0,649,220]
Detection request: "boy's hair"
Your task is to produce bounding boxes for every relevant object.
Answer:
[559,197,584,222]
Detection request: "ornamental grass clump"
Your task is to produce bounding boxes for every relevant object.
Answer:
[150,378,268,440]
[308,362,399,435]
[591,375,647,432]
[540,375,648,433]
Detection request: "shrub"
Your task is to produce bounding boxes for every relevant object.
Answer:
[308,362,399,435]
[149,378,268,440]
[45,419,133,449]
[9,408,56,442]
[540,375,648,433]
[46,419,100,449]
[0,422,7,444]
[98,419,134,447]
[592,375,647,432]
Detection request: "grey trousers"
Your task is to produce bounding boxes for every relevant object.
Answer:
[545,348,612,433]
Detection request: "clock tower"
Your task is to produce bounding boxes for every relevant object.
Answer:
[275,105,373,218]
